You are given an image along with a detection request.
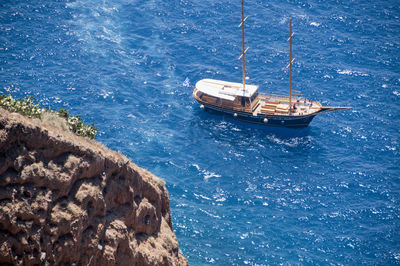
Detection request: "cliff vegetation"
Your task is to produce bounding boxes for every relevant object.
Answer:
[0,93,98,139]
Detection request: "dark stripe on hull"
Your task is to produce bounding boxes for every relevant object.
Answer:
[199,102,316,128]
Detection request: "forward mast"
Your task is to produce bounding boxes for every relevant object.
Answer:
[239,0,248,94]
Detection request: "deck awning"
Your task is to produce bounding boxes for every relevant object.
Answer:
[195,79,259,101]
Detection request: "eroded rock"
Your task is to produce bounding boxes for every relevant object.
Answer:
[0,108,188,265]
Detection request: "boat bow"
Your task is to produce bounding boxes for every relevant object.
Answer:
[317,106,352,114]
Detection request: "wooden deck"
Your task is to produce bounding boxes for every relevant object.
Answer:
[256,93,322,116]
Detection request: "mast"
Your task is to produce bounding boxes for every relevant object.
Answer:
[241,0,246,92]
[238,0,250,105]
[289,18,293,112]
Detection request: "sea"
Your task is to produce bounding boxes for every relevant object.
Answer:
[1,0,399,264]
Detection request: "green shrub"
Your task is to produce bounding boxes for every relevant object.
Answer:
[0,94,44,118]
[0,93,98,139]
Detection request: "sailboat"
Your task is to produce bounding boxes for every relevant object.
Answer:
[192,0,350,128]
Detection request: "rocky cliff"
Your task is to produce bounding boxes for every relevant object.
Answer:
[0,108,188,265]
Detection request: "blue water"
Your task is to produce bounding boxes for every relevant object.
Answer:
[1,0,399,264]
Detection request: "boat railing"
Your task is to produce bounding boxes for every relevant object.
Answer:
[260,93,309,102]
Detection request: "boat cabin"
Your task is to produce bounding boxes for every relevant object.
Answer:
[194,79,260,112]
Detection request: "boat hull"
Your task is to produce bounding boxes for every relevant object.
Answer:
[199,102,316,128]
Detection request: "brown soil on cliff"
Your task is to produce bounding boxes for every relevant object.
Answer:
[0,108,188,265]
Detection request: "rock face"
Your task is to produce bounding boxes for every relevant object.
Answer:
[0,109,188,265]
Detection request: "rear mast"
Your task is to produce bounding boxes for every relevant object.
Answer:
[289,18,293,112]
